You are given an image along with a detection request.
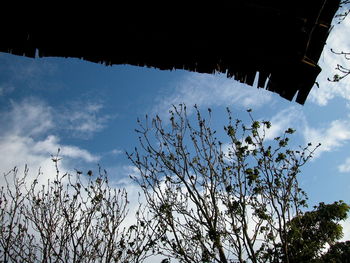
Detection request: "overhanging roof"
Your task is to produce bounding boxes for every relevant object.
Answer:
[0,0,340,104]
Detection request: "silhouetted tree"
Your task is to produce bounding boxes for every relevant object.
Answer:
[0,153,154,263]
[128,105,347,263]
[1,106,349,263]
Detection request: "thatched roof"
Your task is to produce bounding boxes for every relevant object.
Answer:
[0,0,340,104]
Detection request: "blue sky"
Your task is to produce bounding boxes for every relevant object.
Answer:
[1,16,350,240]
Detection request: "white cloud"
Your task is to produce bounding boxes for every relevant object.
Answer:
[0,98,100,183]
[263,105,350,169]
[153,72,272,117]
[304,119,350,155]
[32,135,98,162]
[257,106,350,161]
[338,157,350,172]
[310,15,350,105]
[1,96,111,141]
[105,165,141,186]
[1,98,54,137]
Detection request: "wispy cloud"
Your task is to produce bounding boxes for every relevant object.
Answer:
[0,54,59,96]
[58,100,112,138]
[4,54,58,81]
[153,72,272,117]
[262,106,306,141]
[110,149,123,156]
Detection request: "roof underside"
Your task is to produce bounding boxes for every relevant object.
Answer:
[0,0,340,104]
